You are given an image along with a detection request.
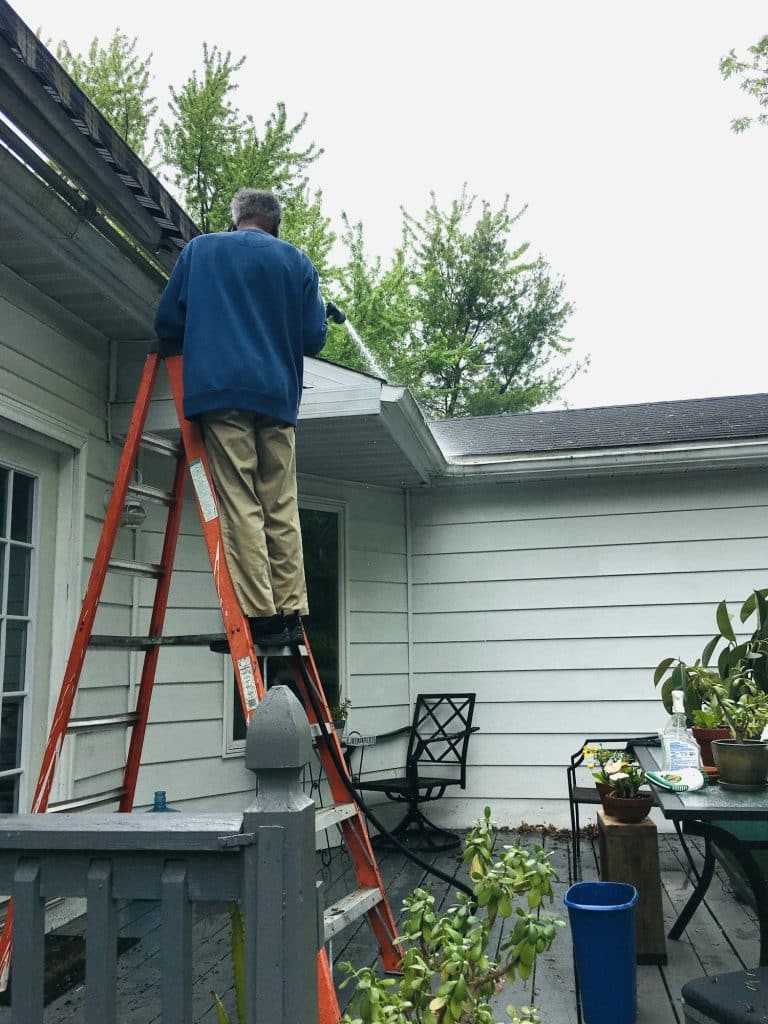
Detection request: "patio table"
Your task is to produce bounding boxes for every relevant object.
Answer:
[633,741,768,966]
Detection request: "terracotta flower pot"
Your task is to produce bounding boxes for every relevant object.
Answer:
[594,782,612,808]
[602,792,654,824]
[692,727,731,767]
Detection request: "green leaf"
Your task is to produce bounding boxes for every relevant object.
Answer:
[228,903,246,1024]
[701,636,720,667]
[716,601,737,643]
[653,657,675,685]
[210,992,230,1024]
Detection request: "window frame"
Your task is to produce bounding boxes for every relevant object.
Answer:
[0,463,40,811]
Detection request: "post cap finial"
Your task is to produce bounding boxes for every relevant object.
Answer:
[246,686,312,771]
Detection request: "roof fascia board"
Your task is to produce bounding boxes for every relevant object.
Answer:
[0,263,106,354]
[0,2,196,267]
[0,41,164,257]
[379,386,448,483]
[435,438,768,484]
[299,386,382,420]
[1,146,161,333]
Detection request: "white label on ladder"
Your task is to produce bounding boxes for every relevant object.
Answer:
[189,458,219,522]
[237,657,259,711]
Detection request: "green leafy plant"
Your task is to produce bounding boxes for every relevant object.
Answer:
[602,760,647,798]
[339,807,564,1024]
[330,697,352,723]
[582,746,646,796]
[686,666,768,743]
[654,590,768,725]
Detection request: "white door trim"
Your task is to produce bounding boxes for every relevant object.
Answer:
[0,398,88,803]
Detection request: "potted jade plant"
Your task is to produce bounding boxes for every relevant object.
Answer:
[329,696,352,736]
[654,589,768,768]
[600,758,654,823]
[689,667,768,788]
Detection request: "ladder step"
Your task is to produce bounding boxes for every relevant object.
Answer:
[90,634,226,650]
[310,722,341,739]
[108,558,164,579]
[67,712,139,732]
[323,887,382,942]
[315,802,357,834]
[48,787,127,812]
[140,432,182,457]
[127,481,176,507]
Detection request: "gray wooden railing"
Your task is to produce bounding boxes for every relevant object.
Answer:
[0,686,319,1024]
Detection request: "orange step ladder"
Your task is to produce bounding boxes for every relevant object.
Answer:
[0,352,401,1021]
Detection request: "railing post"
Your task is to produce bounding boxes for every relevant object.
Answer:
[242,685,317,1024]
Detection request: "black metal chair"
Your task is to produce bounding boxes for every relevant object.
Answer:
[353,693,478,852]
[567,735,656,879]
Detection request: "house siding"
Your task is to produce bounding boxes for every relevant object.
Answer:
[131,472,409,811]
[409,469,768,829]
[0,275,136,807]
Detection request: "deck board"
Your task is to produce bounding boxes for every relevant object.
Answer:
[0,826,762,1022]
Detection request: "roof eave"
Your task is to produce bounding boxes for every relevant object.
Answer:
[434,437,768,485]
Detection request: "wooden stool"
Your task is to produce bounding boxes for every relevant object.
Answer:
[598,809,667,964]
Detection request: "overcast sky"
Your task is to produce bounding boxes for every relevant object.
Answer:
[13,0,768,409]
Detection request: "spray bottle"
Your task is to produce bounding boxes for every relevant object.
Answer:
[662,690,701,770]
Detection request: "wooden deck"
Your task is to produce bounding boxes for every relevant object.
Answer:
[0,825,761,1022]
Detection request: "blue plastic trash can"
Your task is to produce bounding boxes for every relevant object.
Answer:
[564,881,638,1024]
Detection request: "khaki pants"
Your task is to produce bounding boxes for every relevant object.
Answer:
[200,409,308,617]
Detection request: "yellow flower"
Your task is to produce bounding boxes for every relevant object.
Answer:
[604,759,626,775]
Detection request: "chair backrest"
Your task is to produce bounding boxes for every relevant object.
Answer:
[406,693,476,788]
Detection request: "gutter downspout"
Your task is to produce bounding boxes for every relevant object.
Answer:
[405,488,415,712]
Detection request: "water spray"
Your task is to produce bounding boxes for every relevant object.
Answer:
[325,301,386,378]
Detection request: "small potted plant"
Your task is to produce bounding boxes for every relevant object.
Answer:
[601,759,654,823]
[582,744,624,806]
[329,696,352,736]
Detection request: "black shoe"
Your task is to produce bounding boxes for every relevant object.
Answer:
[248,615,290,647]
[283,612,305,645]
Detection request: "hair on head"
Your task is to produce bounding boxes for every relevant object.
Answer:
[230,189,282,233]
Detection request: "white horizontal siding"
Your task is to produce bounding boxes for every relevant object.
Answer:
[122,468,411,809]
[410,470,768,829]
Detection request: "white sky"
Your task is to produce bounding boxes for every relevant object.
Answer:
[13,0,768,409]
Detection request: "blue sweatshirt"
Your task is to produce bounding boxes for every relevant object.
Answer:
[154,228,327,425]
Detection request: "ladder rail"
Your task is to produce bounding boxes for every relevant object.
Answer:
[29,354,161,816]
[164,354,265,719]
[292,640,402,972]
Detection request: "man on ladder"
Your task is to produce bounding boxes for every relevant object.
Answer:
[154,188,328,647]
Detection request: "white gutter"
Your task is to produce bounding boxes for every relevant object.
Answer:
[433,438,768,484]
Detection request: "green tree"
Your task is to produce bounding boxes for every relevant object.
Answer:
[328,216,416,374]
[343,189,578,418]
[156,46,335,265]
[720,35,768,133]
[402,189,579,417]
[56,32,157,162]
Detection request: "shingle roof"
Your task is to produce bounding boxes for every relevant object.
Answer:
[428,394,768,458]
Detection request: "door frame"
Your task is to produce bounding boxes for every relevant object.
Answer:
[0,393,88,807]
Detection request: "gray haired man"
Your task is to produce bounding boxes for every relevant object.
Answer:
[155,188,328,646]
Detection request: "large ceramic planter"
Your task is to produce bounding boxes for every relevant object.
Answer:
[602,792,654,823]
[692,727,731,767]
[712,738,768,789]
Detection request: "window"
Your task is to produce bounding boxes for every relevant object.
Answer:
[230,504,343,745]
[0,467,35,812]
